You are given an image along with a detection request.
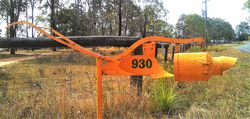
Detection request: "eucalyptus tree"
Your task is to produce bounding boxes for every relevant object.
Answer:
[27,0,42,37]
[176,14,235,43]
[236,22,250,41]
[175,14,204,38]
[184,14,204,38]
[175,14,186,38]
[0,0,26,54]
[136,0,168,37]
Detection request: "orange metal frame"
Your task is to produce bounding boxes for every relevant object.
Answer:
[7,21,204,119]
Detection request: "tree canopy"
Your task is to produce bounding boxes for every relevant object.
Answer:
[245,0,250,10]
[236,22,250,41]
[0,0,242,43]
[175,14,235,42]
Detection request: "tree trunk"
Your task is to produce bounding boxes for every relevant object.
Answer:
[124,21,127,36]
[25,0,29,38]
[118,0,122,36]
[75,0,80,35]
[50,0,56,51]
[31,0,34,38]
[91,0,97,35]
[10,0,16,55]
[10,27,16,55]
[143,13,147,38]
[6,11,9,38]
[109,21,112,35]
[101,19,104,35]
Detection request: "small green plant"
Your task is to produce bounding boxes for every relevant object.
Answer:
[150,79,178,113]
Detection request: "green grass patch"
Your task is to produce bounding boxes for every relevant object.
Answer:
[150,79,179,113]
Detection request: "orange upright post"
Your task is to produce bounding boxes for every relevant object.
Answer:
[96,58,103,119]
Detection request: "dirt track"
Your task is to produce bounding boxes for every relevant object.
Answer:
[0,56,37,67]
[0,53,52,67]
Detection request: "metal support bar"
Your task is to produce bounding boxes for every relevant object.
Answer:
[96,58,103,119]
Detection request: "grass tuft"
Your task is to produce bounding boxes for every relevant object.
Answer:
[150,79,179,114]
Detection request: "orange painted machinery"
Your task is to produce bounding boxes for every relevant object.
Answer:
[7,21,237,119]
[174,52,237,81]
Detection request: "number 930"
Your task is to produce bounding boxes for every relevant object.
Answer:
[132,59,152,69]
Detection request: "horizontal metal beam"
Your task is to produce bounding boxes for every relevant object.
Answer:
[0,36,140,48]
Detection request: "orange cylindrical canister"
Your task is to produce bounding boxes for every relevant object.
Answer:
[174,52,237,82]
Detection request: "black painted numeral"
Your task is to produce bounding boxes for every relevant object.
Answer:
[132,59,138,68]
[132,59,152,69]
[146,59,152,68]
[139,59,145,68]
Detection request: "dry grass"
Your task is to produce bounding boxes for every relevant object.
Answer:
[0,46,249,118]
[0,48,153,118]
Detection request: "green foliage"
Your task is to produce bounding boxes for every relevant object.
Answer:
[175,14,205,38]
[122,0,141,36]
[55,6,90,36]
[153,19,174,37]
[175,14,186,38]
[176,14,235,42]
[236,22,250,41]
[208,18,235,42]
[184,14,204,38]
[143,1,170,36]
[150,79,178,113]
[53,0,170,36]
[244,0,250,10]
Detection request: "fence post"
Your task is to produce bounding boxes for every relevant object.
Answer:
[164,44,169,62]
[171,45,175,63]
[130,45,143,96]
